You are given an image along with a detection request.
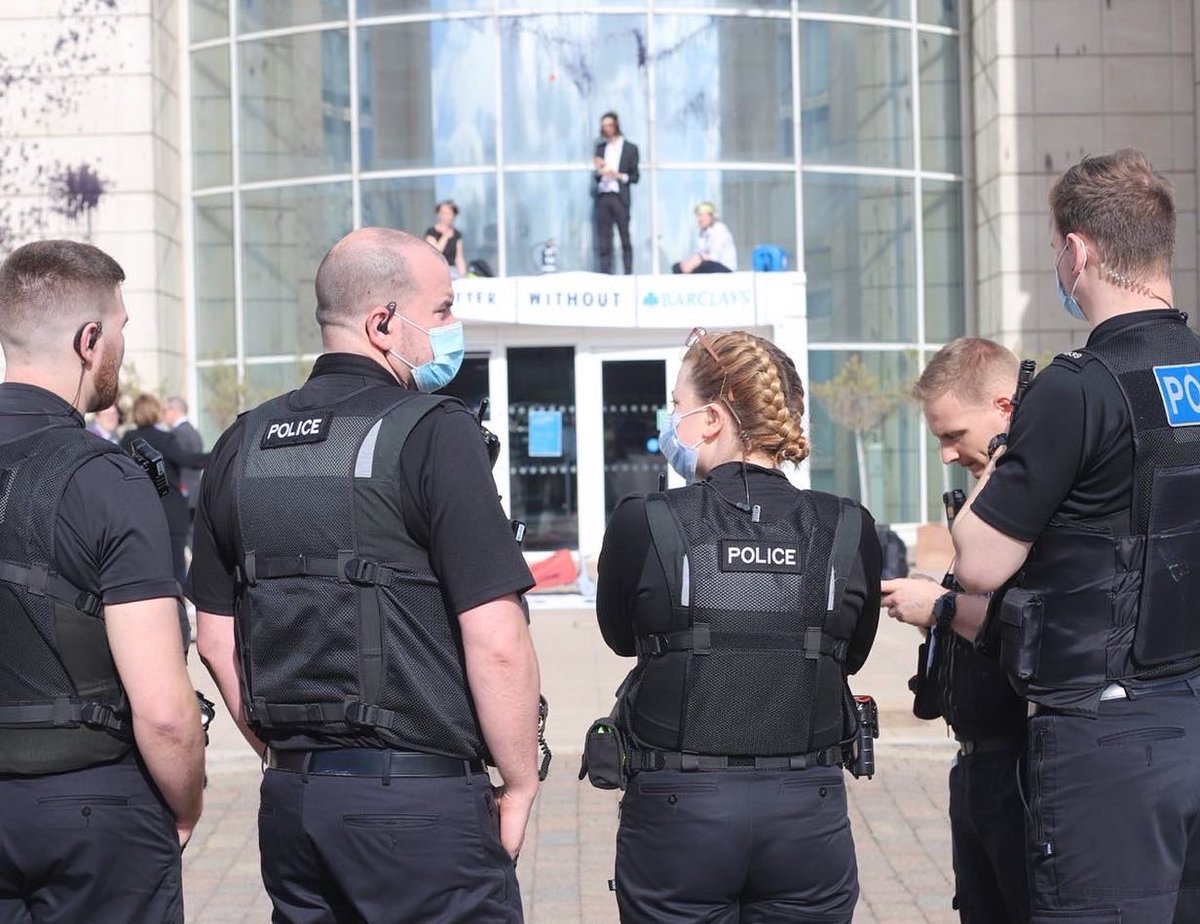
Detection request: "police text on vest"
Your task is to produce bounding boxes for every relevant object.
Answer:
[260,412,334,448]
[719,540,802,573]
[1153,363,1200,427]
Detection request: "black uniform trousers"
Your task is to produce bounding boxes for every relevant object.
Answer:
[0,754,183,924]
[259,764,521,923]
[616,766,857,923]
[595,192,632,275]
[1025,689,1200,923]
[948,743,1029,923]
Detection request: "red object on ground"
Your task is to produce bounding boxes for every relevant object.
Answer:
[530,548,577,591]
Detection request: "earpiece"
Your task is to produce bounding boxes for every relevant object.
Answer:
[376,302,397,334]
[73,321,102,358]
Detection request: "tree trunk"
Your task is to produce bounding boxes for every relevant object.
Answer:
[854,429,870,509]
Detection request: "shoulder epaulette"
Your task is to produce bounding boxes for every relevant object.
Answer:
[1051,349,1096,373]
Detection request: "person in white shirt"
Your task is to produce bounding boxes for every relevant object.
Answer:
[673,202,737,274]
[592,111,640,274]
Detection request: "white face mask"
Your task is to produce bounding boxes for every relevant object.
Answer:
[658,404,712,482]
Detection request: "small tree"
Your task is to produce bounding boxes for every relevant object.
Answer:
[811,354,903,510]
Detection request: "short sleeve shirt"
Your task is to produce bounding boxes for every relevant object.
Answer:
[187,353,533,615]
[971,312,1184,541]
[0,384,179,607]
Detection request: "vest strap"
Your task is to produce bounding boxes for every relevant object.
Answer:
[638,625,711,657]
[251,699,348,725]
[238,554,402,587]
[645,494,689,610]
[0,697,128,733]
[826,499,862,620]
[0,558,101,617]
[633,745,842,772]
[804,626,850,662]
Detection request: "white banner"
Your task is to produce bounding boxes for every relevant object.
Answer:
[514,272,637,327]
[452,277,516,323]
[635,272,757,329]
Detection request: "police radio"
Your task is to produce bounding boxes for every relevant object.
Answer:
[474,398,549,780]
[941,489,966,590]
[844,695,879,779]
[987,359,1038,458]
[129,438,170,498]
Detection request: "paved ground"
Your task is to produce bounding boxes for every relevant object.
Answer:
[183,604,963,923]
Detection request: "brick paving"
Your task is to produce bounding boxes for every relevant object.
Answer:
[184,607,964,923]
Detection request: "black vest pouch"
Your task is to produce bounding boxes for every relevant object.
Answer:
[579,715,629,790]
[1136,462,1200,667]
[997,587,1043,686]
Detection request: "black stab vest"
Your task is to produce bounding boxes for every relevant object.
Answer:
[997,313,1200,712]
[234,385,489,759]
[622,483,864,757]
[0,426,131,774]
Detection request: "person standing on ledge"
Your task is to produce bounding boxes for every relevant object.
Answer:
[593,111,639,275]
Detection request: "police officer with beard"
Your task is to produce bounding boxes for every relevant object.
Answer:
[954,148,1200,922]
[191,228,541,923]
[0,241,205,922]
[882,338,1029,923]
[594,328,880,922]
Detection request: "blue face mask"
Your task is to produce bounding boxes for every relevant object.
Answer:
[658,405,711,482]
[1055,242,1087,321]
[390,316,465,392]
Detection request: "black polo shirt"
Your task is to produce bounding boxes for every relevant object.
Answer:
[971,311,1180,542]
[0,384,178,605]
[186,353,533,616]
[596,462,882,670]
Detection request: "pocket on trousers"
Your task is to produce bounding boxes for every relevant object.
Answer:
[36,795,130,807]
[1097,726,1184,746]
[342,813,439,830]
[635,778,717,795]
[1032,911,1120,922]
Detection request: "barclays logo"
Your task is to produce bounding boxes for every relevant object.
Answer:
[643,293,659,306]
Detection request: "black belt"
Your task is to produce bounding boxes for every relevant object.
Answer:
[956,735,1023,757]
[633,746,842,773]
[267,748,485,778]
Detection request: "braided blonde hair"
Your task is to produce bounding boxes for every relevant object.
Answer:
[684,330,810,465]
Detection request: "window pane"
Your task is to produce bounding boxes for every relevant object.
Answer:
[359,0,483,13]
[241,183,352,358]
[359,20,495,171]
[808,349,921,524]
[655,0,787,7]
[194,195,236,359]
[923,179,966,344]
[191,46,231,189]
[919,0,959,28]
[797,0,905,17]
[800,21,912,169]
[361,174,498,278]
[655,16,793,163]
[504,169,650,275]
[804,173,916,342]
[190,0,228,42]
[197,364,240,441]
[656,169,795,275]
[919,32,962,174]
[240,30,351,183]
[507,347,577,551]
[501,15,648,165]
[237,0,346,33]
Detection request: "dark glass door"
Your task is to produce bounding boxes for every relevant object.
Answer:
[602,359,667,517]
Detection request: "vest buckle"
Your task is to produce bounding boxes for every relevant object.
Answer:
[642,634,668,657]
[344,558,379,585]
[347,701,381,727]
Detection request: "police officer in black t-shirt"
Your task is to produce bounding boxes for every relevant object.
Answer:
[954,148,1200,923]
[190,228,541,923]
[882,337,1029,923]
[594,328,881,922]
[0,241,205,922]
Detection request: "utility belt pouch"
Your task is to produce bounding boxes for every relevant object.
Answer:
[909,631,943,721]
[579,716,629,791]
[996,587,1043,684]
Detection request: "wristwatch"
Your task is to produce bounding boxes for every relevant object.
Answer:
[933,591,957,632]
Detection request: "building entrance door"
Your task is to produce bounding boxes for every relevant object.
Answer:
[601,359,668,518]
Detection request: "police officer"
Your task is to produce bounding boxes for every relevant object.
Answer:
[594,328,881,922]
[954,148,1200,922]
[882,337,1029,923]
[191,228,541,923]
[0,240,205,922]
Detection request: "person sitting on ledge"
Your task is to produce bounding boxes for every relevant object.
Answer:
[672,202,737,274]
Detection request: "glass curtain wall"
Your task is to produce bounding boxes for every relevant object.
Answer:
[189,0,965,524]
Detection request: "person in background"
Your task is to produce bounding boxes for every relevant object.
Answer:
[593,111,640,275]
[86,403,120,443]
[425,200,467,279]
[672,202,737,274]
[163,395,204,530]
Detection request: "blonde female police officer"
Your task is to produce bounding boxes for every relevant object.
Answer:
[594,329,881,922]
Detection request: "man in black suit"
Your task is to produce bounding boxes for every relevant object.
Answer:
[593,111,639,274]
[163,396,204,528]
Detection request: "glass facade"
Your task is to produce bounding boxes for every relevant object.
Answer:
[189,0,966,526]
